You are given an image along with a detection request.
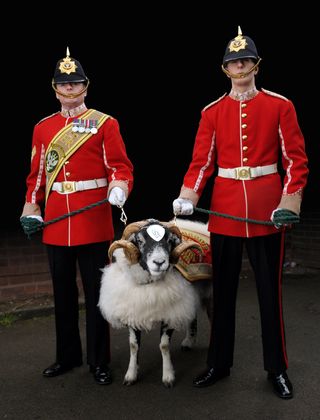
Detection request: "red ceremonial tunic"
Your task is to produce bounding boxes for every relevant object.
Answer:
[24,110,134,246]
[181,89,308,237]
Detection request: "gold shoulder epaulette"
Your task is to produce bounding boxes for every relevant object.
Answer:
[202,93,227,111]
[36,112,59,126]
[261,88,288,101]
[93,110,114,120]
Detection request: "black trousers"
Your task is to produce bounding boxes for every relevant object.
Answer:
[207,231,288,375]
[46,242,110,368]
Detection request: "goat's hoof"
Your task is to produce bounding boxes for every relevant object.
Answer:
[163,380,175,388]
[181,344,192,351]
[181,338,196,350]
[123,378,137,386]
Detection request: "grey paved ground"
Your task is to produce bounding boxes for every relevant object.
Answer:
[1,270,320,420]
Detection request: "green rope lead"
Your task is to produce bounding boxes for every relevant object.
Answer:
[20,198,110,238]
[194,206,273,225]
[20,199,299,239]
[194,207,300,226]
[43,198,110,227]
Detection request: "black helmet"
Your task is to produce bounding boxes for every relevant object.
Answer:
[53,47,88,84]
[223,26,259,65]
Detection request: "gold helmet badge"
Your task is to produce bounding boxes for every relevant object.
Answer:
[58,47,77,75]
[228,26,248,53]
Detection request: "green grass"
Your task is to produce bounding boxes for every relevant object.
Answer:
[0,313,19,326]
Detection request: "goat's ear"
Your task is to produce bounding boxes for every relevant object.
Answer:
[169,231,182,248]
[165,223,182,241]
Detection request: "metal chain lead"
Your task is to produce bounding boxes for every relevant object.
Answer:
[119,206,127,225]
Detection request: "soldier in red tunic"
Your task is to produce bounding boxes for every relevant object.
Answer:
[21,48,134,385]
[173,27,308,399]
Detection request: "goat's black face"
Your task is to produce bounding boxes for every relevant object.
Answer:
[130,222,181,278]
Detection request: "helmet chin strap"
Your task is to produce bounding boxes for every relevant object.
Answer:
[51,80,90,98]
[221,58,261,79]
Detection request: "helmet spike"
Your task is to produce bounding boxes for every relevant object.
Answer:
[238,26,242,36]
[66,47,70,57]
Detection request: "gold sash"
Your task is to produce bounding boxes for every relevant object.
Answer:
[45,109,110,202]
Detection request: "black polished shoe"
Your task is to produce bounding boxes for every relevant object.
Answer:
[268,372,293,399]
[193,367,230,388]
[42,361,82,377]
[90,366,112,385]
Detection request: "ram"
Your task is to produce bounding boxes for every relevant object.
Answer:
[98,218,212,387]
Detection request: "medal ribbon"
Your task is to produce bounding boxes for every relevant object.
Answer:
[45,109,110,202]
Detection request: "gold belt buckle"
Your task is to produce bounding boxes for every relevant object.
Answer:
[61,181,76,193]
[235,166,251,180]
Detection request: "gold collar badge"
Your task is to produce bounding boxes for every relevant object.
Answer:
[229,26,247,53]
[59,47,77,75]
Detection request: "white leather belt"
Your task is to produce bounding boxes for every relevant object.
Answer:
[218,164,277,180]
[52,178,107,194]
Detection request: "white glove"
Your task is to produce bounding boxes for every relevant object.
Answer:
[108,187,126,206]
[173,198,194,215]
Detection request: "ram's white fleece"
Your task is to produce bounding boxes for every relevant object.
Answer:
[98,248,200,331]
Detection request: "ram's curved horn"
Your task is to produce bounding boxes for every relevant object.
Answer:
[161,222,182,240]
[108,240,140,264]
[121,220,151,240]
[171,240,203,264]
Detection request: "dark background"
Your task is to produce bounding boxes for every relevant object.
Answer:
[3,8,318,231]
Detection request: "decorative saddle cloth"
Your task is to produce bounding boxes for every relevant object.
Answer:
[175,225,212,282]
